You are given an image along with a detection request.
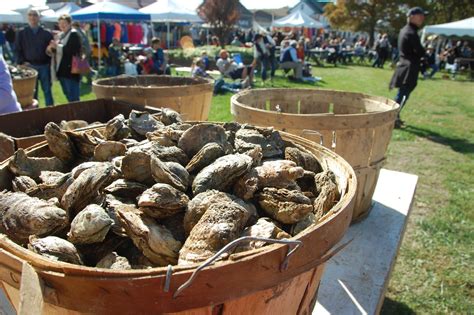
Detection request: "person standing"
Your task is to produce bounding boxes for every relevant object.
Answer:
[47,14,82,102]
[16,9,54,106]
[389,7,427,128]
[0,56,21,115]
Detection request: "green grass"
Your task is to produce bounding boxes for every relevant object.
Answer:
[41,65,474,313]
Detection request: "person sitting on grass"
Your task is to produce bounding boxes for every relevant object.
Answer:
[279,40,303,81]
[216,49,252,88]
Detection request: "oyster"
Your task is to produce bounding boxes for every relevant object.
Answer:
[76,232,128,266]
[59,119,89,131]
[146,126,183,147]
[292,212,317,235]
[27,173,74,201]
[234,128,284,158]
[44,122,76,162]
[103,194,133,237]
[121,151,154,185]
[233,160,305,200]
[0,133,14,162]
[96,252,131,270]
[0,191,68,244]
[296,170,317,196]
[186,142,225,174]
[94,141,127,162]
[285,146,322,173]
[313,171,339,219]
[156,107,182,125]
[116,205,182,266]
[138,183,189,219]
[61,163,116,217]
[179,196,253,265]
[235,217,291,252]
[71,162,107,178]
[12,176,37,192]
[8,149,66,179]
[128,110,163,136]
[105,114,131,141]
[39,171,67,185]
[178,123,228,158]
[66,130,101,158]
[257,188,313,224]
[104,179,148,200]
[150,145,189,165]
[192,153,253,195]
[67,204,114,244]
[161,212,186,243]
[28,236,83,265]
[184,190,256,236]
[150,157,189,191]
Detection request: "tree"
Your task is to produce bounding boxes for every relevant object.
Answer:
[426,0,474,25]
[198,0,240,48]
[324,0,427,46]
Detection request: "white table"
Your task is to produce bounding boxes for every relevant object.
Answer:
[313,169,418,315]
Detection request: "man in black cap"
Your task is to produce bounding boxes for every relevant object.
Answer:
[389,7,427,127]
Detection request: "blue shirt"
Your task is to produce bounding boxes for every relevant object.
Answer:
[0,56,21,115]
[280,46,298,63]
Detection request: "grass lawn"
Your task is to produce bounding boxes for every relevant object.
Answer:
[41,65,473,313]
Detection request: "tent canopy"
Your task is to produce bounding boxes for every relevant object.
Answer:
[71,2,150,21]
[424,17,474,38]
[42,3,81,22]
[272,10,324,28]
[139,0,202,23]
[0,9,25,23]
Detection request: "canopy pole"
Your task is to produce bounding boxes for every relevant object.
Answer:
[167,22,170,48]
[97,17,101,74]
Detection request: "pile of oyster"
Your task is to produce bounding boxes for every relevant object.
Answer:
[0,108,340,269]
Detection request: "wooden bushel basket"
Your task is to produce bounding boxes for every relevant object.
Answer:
[231,88,399,222]
[92,76,213,121]
[11,67,38,109]
[0,128,356,314]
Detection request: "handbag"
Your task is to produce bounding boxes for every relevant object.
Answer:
[71,56,91,75]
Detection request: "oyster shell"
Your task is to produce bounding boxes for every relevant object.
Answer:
[116,205,182,266]
[138,183,189,219]
[44,122,77,162]
[28,236,83,265]
[184,190,256,236]
[66,130,101,158]
[234,160,305,200]
[27,173,74,201]
[292,212,317,235]
[96,252,131,270]
[186,142,225,174]
[178,123,228,158]
[59,119,89,131]
[128,110,163,136]
[8,149,66,179]
[235,217,291,252]
[94,141,127,162]
[67,204,114,244]
[150,145,189,165]
[160,212,186,243]
[313,171,339,219]
[179,196,253,265]
[39,171,67,185]
[12,176,37,192]
[61,163,117,217]
[156,107,182,125]
[121,151,154,185]
[150,157,189,191]
[71,162,107,179]
[105,114,131,141]
[146,126,183,147]
[285,146,322,173]
[0,191,68,244]
[76,232,128,266]
[257,188,313,224]
[103,194,133,237]
[104,179,148,200]
[296,170,317,196]
[192,153,253,195]
[234,128,284,158]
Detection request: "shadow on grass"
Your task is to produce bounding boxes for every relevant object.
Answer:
[403,124,474,155]
[380,297,416,315]
[80,82,92,96]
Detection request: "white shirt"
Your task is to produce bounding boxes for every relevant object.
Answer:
[216,58,239,75]
[124,60,138,75]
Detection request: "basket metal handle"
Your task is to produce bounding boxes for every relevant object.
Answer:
[173,236,302,298]
[301,129,337,150]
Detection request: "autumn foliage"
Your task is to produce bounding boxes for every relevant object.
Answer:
[198,0,240,48]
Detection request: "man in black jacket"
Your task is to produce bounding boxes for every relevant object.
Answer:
[389,7,427,127]
[16,9,54,106]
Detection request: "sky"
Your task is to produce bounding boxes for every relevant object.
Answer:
[4,0,301,11]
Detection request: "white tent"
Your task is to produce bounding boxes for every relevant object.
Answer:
[139,0,202,48]
[42,3,82,22]
[423,17,474,38]
[0,9,25,23]
[272,10,324,28]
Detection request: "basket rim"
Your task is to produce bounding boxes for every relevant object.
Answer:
[92,75,213,90]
